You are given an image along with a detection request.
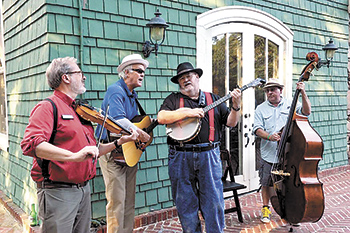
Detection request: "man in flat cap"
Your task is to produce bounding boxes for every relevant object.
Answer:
[157,62,242,233]
[253,78,311,223]
[96,54,151,233]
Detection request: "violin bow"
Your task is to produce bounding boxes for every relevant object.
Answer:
[94,104,110,164]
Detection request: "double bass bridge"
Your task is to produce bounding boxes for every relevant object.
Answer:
[271,170,290,177]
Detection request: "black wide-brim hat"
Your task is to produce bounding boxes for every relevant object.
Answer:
[171,62,203,84]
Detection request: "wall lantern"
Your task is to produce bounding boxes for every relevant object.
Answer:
[142,9,169,58]
[317,38,338,68]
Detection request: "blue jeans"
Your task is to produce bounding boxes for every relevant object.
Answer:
[168,145,225,233]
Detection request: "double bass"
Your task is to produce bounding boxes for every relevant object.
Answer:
[270,52,324,224]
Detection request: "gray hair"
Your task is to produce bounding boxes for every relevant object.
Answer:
[118,65,132,79]
[46,57,77,89]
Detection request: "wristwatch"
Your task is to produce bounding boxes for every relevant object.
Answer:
[231,106,241,111]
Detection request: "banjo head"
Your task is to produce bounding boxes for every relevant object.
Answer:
[166,117,201,142]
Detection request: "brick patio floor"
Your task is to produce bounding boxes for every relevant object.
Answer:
[0,204,22,233]
[0,165,349,233]
[132,165,350,233]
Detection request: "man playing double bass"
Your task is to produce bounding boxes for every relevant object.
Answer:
[253,78,311,223]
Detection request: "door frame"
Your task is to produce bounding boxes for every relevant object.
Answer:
[196,6,294,191]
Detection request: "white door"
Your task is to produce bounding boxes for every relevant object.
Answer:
[197,6,293,192]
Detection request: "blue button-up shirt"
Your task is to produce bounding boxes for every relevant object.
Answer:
[95,78,139,141]
[253,97,304,163]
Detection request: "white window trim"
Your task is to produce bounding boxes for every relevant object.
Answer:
[196,6,294,98]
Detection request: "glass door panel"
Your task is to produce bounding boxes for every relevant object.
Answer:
[212,33,243,175]
[254,35,279,170]
[212,34,226,96]
[228,33,242,175]
[268,40,279,79]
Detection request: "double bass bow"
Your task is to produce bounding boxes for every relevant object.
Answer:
[270,52,325,224]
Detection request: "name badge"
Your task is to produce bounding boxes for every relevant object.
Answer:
[61,115,74,120]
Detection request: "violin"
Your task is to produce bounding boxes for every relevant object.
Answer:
[74,100,159,167]
[74,100,130,136]
[270,52,325,224]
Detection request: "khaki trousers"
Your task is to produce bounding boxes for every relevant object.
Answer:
[37,183,91,233]
[99,153,138,233]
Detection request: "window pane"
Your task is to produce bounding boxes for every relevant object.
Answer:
[228,33,242,90]
[212,34,226,96]
[254,35,266,171]
[212,33,244,175]
[254,35,266,107]
[228,33,242,175]
[255,35,266,80]
[268,40,279,79]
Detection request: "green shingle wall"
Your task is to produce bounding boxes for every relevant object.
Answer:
[1,0,348,219]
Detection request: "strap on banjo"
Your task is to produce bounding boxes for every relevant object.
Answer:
[179,91,214,142]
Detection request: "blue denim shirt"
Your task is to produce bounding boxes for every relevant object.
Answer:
[95,78,139,141]
[253,97,304,163]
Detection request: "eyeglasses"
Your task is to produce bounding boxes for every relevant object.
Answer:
[131,69,145,74]
[66,70,84,77]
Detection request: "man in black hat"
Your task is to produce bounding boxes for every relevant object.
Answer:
[157,62,241,233]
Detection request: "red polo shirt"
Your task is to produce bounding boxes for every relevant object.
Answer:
[21,90,97,183]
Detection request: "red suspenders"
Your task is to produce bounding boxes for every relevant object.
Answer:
[179,92,214,142]
[179,97,184,108]
[205,92,215,142]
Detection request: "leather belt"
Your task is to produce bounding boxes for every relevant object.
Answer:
[170,142,220,152]
[36,180,89,189]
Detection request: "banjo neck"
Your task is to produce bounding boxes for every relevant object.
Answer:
[202,82,254,113]
[166,78,265,142]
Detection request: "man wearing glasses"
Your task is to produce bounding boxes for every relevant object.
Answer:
[21,57,137,232]
[253,78,311,224]
[95,54,150,233]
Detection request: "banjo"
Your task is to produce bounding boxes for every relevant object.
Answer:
[166,78,266,142]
